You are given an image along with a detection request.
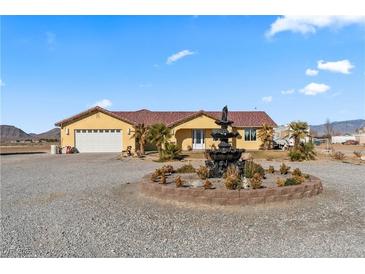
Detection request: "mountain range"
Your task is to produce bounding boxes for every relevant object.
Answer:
[0,125,60,142]
[310,119,365,136]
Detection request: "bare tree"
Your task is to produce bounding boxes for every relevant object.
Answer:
[324,118,333,152]
[324,118,334,140]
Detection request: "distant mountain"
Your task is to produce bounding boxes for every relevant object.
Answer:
[35,128,60,140]
[0,125,60,143]
[0,125,32,141]
[310,119,365,136]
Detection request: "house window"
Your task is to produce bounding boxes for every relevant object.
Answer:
[244,128,257,141]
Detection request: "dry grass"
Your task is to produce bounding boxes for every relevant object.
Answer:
[0,144,52,154]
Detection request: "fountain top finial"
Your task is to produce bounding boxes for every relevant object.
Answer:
[222,105,228,122]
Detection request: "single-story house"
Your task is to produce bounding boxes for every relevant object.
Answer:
[55,106,277,153]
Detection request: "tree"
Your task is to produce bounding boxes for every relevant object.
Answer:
[132,123,149,155]
[287,121,309,150]
[257,123,274,150]
[148,123,172,159]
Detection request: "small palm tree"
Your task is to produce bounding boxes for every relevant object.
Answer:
[132,123,149,155]
[287,121,309,150]
[162,142,182,160]
[257,123,274,150]
[148,123,172,159]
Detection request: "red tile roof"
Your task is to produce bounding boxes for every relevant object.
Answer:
[55,107,277,128]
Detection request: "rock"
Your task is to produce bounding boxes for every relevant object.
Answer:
[191,180,203,188]
[242,177,250,189]
[361,156,365,161]
[241,153,253,161]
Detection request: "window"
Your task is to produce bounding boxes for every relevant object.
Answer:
[244,128,256,141]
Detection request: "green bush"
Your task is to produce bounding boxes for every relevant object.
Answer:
[244,160,265,178]
[289,150,303,161]
[284,178,298,186]
[162,142,182,160]
[289,142,316,161]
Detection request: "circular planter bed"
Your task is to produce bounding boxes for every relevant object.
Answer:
[140,172,323,206]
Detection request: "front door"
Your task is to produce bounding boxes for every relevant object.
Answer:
[192,129,204,150]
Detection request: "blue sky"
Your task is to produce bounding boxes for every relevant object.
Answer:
[1,16,365,133]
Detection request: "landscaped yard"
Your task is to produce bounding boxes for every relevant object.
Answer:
[1,153,364,257]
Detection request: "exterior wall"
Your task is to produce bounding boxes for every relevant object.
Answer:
[355,134,365,145]
[234,128,263,150]
[170,114,264,151]
[60,111,135,151]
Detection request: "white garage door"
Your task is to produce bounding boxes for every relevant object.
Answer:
[75,129,122,153]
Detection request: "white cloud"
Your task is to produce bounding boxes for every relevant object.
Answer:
[92,99,112,108]
[266,16,365,38]
[0,79,4,87]
[166,50,195,65]
[299,82,330,96]
[317,59,354,74]
[262,96,273,103]
[46,31,56,49]
[281,89,295,95]
[305,68,319,76]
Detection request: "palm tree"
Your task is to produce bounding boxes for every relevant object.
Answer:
[287,121,309,150]
[132,123,149,155]
[257,123,274,150]
[148,123,172,159]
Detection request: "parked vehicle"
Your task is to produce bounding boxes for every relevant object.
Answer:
[342,140,359,145]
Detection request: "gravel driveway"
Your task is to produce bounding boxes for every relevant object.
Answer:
[1,153,364,257]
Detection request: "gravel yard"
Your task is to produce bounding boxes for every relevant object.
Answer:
[1,153,364,257]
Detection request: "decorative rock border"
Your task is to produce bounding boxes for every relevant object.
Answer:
[140,174,323,206]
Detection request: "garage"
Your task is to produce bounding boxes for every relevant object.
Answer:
[75,129,122,153]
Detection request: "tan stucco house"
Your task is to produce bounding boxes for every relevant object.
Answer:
[55,106,277,153]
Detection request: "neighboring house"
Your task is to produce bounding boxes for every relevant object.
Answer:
[55,106,277,153]
[273,124,311,149]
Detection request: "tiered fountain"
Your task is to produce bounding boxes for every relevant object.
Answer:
[205,106,246,177]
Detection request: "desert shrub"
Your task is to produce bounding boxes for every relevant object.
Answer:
[162,142,182,160]
[268,166,275,173]
[225,174,241,190]
[353,151,362,158]
[280,163,290,175]
[292,168,302,177]
[276,178,285,187]
[284,175,304,186]
[161,165,174,174]
[288,150,303,161]
[225,165,240,178]
[304,174,310,179]
[160,173,167,184]
[176,164,196,173]
[249,173,263,189]
[196,165,209,180]
[175,176,183,187]
[244,160,265,178]
[150,172,159,182]
[332,151,345,160]
[203,180,213,189]
[266,156,273,161]
[284,178,298,186]
[292,175,305,184]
